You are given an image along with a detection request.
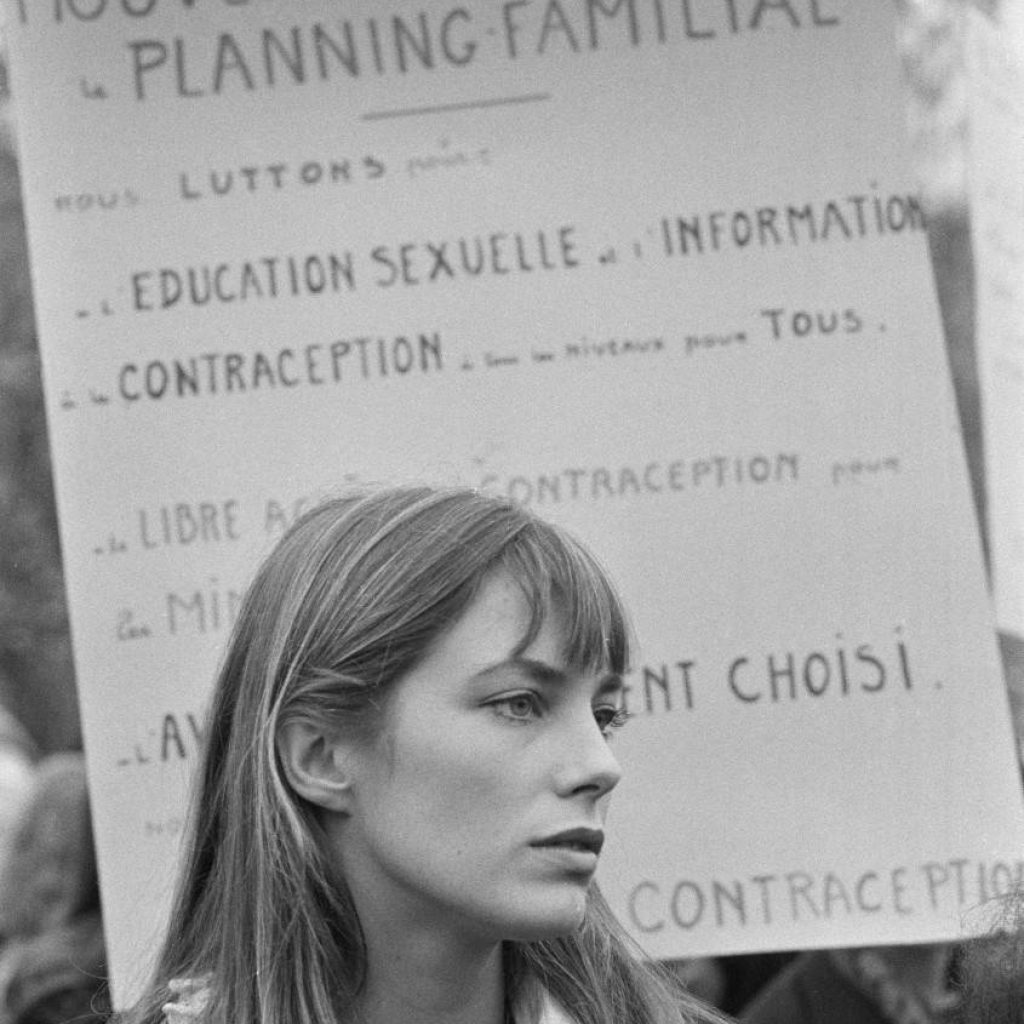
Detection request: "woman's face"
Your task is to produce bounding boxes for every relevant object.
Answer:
[335,570,625,948]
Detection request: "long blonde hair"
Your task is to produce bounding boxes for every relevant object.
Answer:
[123,486,721,1024]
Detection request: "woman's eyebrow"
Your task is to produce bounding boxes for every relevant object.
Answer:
[480,657,566,685]
[595,673,625,698]
[472,657,566,685]
[477,658,623,695]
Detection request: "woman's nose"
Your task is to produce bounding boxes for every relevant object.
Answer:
[553,712,623,800]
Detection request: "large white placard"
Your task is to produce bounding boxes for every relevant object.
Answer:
[4,0,1023,1002]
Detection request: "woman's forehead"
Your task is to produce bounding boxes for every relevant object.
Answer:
[425,573,570,667]
[507,581,620,674]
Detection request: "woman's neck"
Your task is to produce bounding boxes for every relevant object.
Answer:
[356,926,506,1024]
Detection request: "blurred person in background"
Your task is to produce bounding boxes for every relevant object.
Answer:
[0,752,109,1024]
[958,895,1024,1024]
[740,943,962,1024]
[0,700,35,873]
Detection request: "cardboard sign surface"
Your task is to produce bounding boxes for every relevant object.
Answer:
[3,0,1023,1001]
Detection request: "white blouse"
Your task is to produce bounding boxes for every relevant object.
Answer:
[162,974,576,1024]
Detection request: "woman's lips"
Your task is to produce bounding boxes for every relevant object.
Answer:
[531,827,605,856]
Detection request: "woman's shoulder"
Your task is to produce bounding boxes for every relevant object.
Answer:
[151,974,728,1024]
[150,977,570,1024]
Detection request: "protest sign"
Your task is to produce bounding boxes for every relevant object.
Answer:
[3,0,1022,999]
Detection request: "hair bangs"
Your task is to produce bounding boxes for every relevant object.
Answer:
[500,520,631,676]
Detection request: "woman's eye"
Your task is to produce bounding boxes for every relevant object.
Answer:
[593,705,631,737]
[490,693,542,724]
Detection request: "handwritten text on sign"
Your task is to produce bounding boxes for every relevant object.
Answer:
[4,0,1021,1000]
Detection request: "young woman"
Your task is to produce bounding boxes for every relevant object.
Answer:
[122,486,725,1024]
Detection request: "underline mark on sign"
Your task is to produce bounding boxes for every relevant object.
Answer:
[361,92,552,121]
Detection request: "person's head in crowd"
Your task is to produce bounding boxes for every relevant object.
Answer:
[0,752,98,939]
[124,486,724,1024]
[959,892,1024,1024]
[0,752,109,1024]
[0,700,36,874]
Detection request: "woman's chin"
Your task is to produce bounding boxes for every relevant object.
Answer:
[499,892,589,942]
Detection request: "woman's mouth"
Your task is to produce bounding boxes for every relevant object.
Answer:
[531,827,605,856]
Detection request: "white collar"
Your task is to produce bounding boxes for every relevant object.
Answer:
[512,976,577,1024]
[533,989,576,1024]
[163,975,578,1024]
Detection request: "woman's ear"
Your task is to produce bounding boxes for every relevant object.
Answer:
[277,721,355,813]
